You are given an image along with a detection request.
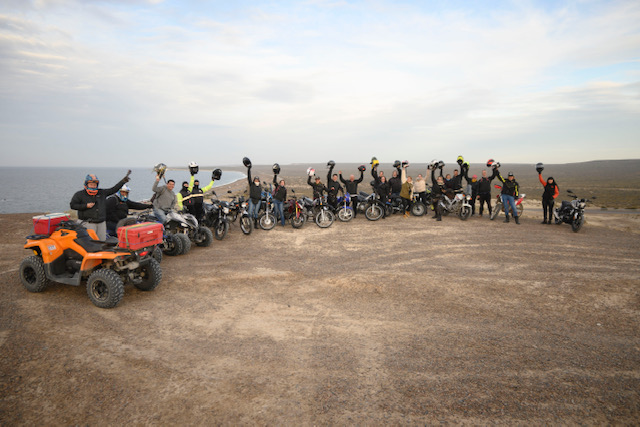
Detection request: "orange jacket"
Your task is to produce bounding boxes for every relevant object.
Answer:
[539,174,559,199]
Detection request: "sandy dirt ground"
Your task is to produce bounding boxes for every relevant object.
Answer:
[1,194,639,424]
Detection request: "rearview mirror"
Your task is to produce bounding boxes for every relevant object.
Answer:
[567,189,574,194]
[227,190,232,193]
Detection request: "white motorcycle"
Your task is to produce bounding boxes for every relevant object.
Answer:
[439,191,472,220]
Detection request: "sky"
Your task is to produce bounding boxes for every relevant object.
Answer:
[0,0,639,167]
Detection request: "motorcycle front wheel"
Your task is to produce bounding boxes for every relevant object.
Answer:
[517,203,524,217]
[365,204,383,221]
[259,213,276,230]
[291,213,305,229]
[337,207,354,222]
[315,209,334,228]
[459,205,471,220]
[240,215,253,235]
[571,213,584,232]
[214,220,228,240]
[490,202,502,220]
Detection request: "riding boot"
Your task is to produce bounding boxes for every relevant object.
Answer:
[515,215,520,225]
[503,214,510,223]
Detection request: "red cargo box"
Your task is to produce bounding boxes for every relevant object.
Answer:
[117,222,163,250]
[33,213,70,235]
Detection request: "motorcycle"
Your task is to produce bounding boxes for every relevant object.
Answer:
[201,193,231,240]
[313,195,335,228]
[554,190,595,232]
[490,185,526,220]
[284,189,306,228]
[228,192,253,235]
[336,193,354,222]
[359,191,385,221]
[257,184,277,230]
[439,191,472,220]
[410,189,432,217]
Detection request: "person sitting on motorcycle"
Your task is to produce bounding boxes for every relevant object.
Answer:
[339,166,365,218]
[477,169,496,217]
[399,165,413,218]
[496,170,521,224]
[388,162,403,198]
[371,163,392,218]
[70,171,131,240]
[105,185,152,236]
[430,165,446,221]
[539,172,559,224]
[273,173,287,226]
[152,175,177,224]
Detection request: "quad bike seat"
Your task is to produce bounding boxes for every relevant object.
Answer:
[58,222,122,253]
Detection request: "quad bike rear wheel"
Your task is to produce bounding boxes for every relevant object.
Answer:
[152,246,163,263]
[134,258,162,291]
[86,268,125,308]
[19,256,49,293]
[195,226,214,247]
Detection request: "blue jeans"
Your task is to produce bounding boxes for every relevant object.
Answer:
[248,199,260,219]
[501,194,518,218]
[273,199,285,225]
[153,208,167,224]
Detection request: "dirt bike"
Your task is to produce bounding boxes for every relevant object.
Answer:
[284,189,306,228]
[20,220,162,308]
[336,193,354,222]
[490,185,526,220]
[314,195,335,228]
[439,191,472,220]
[554,190,595,232]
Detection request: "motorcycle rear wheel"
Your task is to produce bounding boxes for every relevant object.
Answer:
[315,210,334,228]
[411,202,426,217]
[259,213,276,230]
[517,204,524,217]
[337,207,354,222]
[291,214,305,229]
[365,204,383,221]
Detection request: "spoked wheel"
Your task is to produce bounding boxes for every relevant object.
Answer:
[19,256,49,293]
[214,220,228,241]
[315,209,334,228]
[163,234,183,256]
[86,269,124,308]
[259,213,276,230]
[240,215,253,235]
[337,207,354,222]
[517,204,524,218]
[195,226,214,246]
[365,204,383,221]
[490,202,502,220]
[411,202,426,217]
[291,213,305,229]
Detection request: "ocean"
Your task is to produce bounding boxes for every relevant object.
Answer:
[0,167,246,214]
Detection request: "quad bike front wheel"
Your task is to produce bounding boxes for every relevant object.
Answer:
[87,268,125,308]
[163,234,183,256]
[177,234,191,255]
[195,226,214,247]
[134,258,162,291]
[19,256,49,293]
[337,207,354,222]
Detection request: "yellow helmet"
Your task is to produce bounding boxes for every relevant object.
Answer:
[370,157,379,167]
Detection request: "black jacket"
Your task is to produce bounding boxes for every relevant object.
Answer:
[388,167,402,194]
[326,166,342,198]
[70,178,127,223]
[477,171,496,194]
[308,176,327,199]
[247,168,262,202]
[496,172,519,197]
[106,195,150,223]
[372,167,391,199]
[272,175,287,202]
[339,171,364,195]
[430,168,446,197]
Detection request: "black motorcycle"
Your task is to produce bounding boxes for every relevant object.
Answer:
[202,195,230,240]
[553,190,595,232]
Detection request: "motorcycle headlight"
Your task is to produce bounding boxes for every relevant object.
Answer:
[465,195,471,201]
[223,207,230,214]
[241,202,247,208]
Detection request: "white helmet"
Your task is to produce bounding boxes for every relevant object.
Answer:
[307,167,315,176]
[121,184,131,192]
[189,161,198,168]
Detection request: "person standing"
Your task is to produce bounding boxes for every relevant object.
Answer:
[272,165,287,226]
[187,167,218,221]
[430,163,446,221]
[339,166,365,218]
[372,163,392,218]
[477,169,495,217]
[463,167,480,216]
[326,161,342,209]
[388,161,403,198]
[105,185,151,236]
[413,173,428,205]
[538,166,559,224]
[70,170,131,240]
[495,170,520,224]
[152,174,177,224]
[245,158,262,226]
[399,165,413,217]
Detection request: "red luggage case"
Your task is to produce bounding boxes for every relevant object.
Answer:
[117,222,164,250]
[33,213,70,235]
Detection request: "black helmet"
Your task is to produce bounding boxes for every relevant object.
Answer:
[393,160,401,168]
[358,164,366,172]
[536,162,544,173]
[437,160,445,169]
[212,169,222,180]
[242,157,252,168]
[272,163,281,174]
[327,160,336,168]
[401,160,409,168]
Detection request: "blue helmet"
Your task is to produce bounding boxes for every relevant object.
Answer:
[117,184,131,201]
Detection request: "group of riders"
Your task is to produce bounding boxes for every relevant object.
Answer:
[69,156,560,240]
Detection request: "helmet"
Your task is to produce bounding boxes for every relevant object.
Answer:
[358,165,366,172]
[212,169,222,180]
[492,161,500,169]
[536,162,544,173]
[242,157,252,168]
[84,174,99,196]
[462,161,470,169]
[456,155,464,165]
[508,171,514,177]
[307,167,315,176]
[486,159,495,168]
[371,157,379,167]
[253,176,260,182]
[188,161,199,175]
[437,160,445,169]
[327,160,336,169]
[428,159,438,170]
[153,163,167,177]
[401,160,409,168]
[272,163,281,174]
[117,184,130,201]
[393,160,401,168]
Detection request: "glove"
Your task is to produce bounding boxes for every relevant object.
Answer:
[123,170,131,183]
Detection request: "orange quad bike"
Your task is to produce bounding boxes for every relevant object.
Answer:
[20,220,163,308]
